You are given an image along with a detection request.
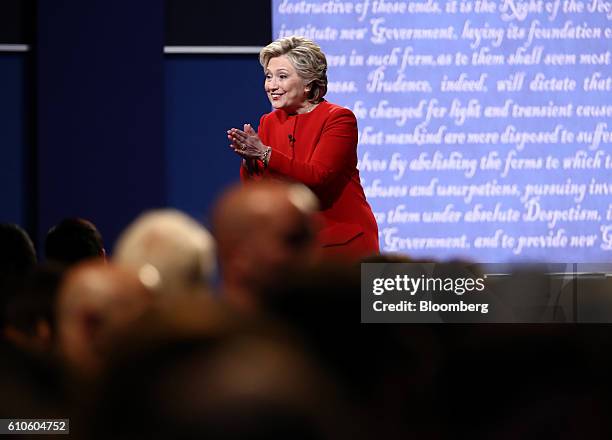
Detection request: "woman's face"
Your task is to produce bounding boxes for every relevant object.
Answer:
[264,55,310,113]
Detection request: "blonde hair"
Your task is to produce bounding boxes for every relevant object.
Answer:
[114,209,216,294]
[259,36,328,102]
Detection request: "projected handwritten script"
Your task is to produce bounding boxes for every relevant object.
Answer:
[274,0,612,262]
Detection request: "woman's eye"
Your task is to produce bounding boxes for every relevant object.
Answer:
[279,75,287,79]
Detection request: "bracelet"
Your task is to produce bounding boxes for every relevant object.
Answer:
[261,147,272,168]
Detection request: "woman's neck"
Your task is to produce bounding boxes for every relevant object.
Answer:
[290,100,320,115]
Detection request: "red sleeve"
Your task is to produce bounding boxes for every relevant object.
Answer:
[267,108,357,188]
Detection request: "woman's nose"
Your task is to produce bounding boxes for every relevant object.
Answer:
[268,77,279,89]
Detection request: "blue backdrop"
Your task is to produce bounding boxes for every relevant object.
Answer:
[0,54,28,227]
[165,55,269,227]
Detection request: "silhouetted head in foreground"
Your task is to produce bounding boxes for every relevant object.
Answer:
[3,263,64,354]
[90,299,352,440]
[56,261,152,379]
[0,223,37,329]
[45,218,105,266]
[114,209,216,296]
[0,223,36,281]
[212,181,318,313]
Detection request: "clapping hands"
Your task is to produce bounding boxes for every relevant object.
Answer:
[227,124,267,160]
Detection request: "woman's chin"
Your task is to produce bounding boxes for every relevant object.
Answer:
[270,100,298,113]
[271,103,293,113]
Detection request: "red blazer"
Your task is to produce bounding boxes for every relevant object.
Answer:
[240,100,379,259]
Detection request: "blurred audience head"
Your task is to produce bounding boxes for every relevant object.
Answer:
[0,223,37,281]
[0,339,65,421]
[113,209,216,296]
[212,181,319,312]
[45,218,105,266]
[56,261,151,379]
[0,223,37,330]
[3,264,64,354]
[91,303,350,440]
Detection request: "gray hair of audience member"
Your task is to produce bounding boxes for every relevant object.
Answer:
[114,210,216,295]
[259,36,328,103]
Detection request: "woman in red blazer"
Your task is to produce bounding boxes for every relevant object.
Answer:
[227,36,379,259]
